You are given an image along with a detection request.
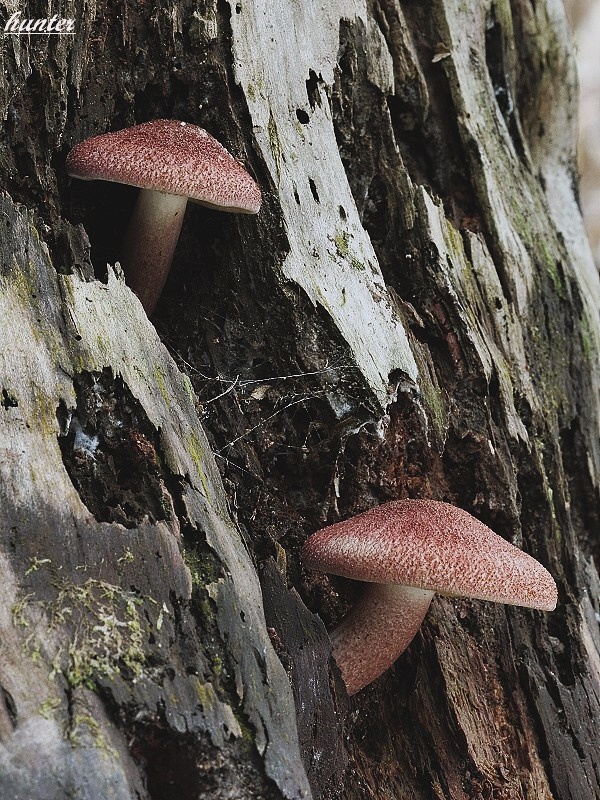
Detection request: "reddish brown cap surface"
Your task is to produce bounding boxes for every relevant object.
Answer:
[66,119,261,214]
[302,500,557,611]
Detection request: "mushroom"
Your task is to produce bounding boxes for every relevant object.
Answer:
[66,119,261,314]
[302,499,557,695]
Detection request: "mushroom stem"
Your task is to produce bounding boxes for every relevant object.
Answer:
[119,189,188,314]
[331,584,435,695]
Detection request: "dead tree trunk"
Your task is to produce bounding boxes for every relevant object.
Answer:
[1,0,599,799]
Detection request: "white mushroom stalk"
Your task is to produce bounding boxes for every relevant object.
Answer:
[66,119,262,315]
[119,189,188,314]
[302,500,558,696]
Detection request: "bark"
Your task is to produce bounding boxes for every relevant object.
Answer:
[1,1,599,799]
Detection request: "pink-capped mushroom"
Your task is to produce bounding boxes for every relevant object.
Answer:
[66,119,261,314]
[302,499,557,695]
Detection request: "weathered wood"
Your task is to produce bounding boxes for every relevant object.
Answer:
[0,195,310,799]
[1,0,599,797]
[261,558,348,798]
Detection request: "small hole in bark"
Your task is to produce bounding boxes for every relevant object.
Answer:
[306,69,322,110]
[296,108,310,124]
[309,178,320,203]
[484,11,525,160]
[0,685,17,729]
[1,389,18,409]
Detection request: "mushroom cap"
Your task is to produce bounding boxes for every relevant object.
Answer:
[66,119,261,214]
[302,500,557,611]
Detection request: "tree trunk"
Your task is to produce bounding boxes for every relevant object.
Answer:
[1,1,599,799]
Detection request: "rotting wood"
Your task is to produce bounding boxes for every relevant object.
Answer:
[1,0,599,798]
[0,194,310,799]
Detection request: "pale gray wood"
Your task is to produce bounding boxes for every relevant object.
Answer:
[1,0,599,797]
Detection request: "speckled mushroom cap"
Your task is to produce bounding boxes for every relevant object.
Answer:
[302,500,557,611]
[66,119,261,214]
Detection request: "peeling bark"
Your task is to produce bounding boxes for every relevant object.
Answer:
[1,0,599,798]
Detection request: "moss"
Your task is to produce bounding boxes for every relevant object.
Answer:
[234,710,257,756]
[153,364,171,405]
[539,240,565,299]
[50,579,149,689]
[67,712,117,756]
[183,545,222,590]
[196,679,218,711]
[420,374,448,444]
[158,491,174,517]
[181,373,197,406]
[503,192,566,299]
[331,231,365,271]
[580,314,595,362]
[25,557,52,576]
[333,231,349,257]
[12,593,35,628]
[38,697,61,719]
[30,385,61,439]
[245,75,266,103]
[117,548,134,567]
[14,579,159,691]
[211,652,224,679]
[186,431,211,498]
[94,334,108,359]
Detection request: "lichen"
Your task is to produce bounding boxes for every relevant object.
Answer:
[153,364,171,405]
[67,712,117,756]
[13,578,157,691]
[331,231,365,271]
[186,431,211,498]
[579,313,595,362]
[38,697,61,719]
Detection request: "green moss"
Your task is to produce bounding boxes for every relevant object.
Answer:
[334,231,350,258]
[186,431,211,498]
[182,544,231,687]
[234,710,257,755]
[196,679,220,712]
[158,492,173,517]
[117,548,134,567]
[67,713,117,756]
[153,364,170,404]
[12,593,35,628]
[211,653,223,679]
[181,374,197,406]
[50,580,148,689]
[38,697,61,719]
[331,231,365,271]
[30,386,61,440]
[183,545,222,590]
[580,314,595,362]
[25,557,52,576]
[94,334,107,359]
[14,579,157,691]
